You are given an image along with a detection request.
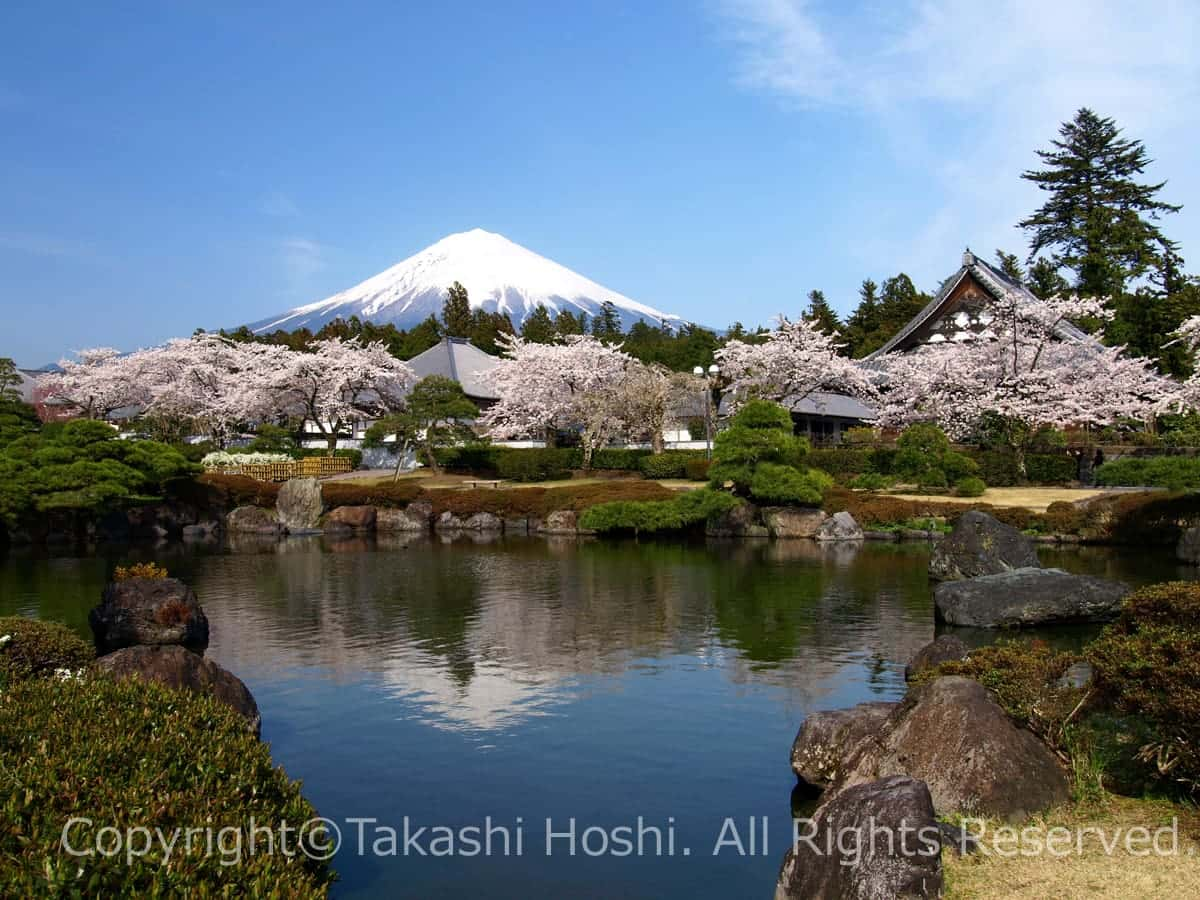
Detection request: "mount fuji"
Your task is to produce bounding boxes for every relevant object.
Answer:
[247,229,686,334]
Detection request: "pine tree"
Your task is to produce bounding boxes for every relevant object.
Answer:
[441,281,472,337]
[1020,108,1182,300]
[1027,258,1069,300]
[0,358,21,403]
[994,250,1026,284]
[520,306,555,343]
[591,301,623,342]
[554,309,583,336]
[841,279,882,357]
[803,289,841,335]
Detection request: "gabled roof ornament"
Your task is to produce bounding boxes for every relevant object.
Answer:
[962,248,975,267]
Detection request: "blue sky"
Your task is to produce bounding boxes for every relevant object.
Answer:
[3,1,1199,367]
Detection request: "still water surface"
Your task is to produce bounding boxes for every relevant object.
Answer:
[0,536,1184,898]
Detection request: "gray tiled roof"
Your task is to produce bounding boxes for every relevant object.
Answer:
[865,251,1088,361]
[407,338,501,401]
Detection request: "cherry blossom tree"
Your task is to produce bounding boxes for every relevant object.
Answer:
[480,334,632,467]
[271,337,416,454]
[873,293,1166,474]
[1165,316,1200,412]
[40,348,149,420]
[135,334,292,446]
[615,361,696,454]
[715,316,877,412]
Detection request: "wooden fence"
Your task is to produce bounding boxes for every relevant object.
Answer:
[207,456,353,482]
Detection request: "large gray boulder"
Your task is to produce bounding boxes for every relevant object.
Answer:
[94,645,261,736]
[815,510,864,542]
[226,505,281,536]
[89,577,210,655]
[762,507,826,538]
[463,512,503,531]
[929,510,1039,581]
[275,477,324,533]
[540,510,580,535]
[934,567,1130,627]
[1177,525,1200,564]
[791,701,897,789]
[838,676,1070,821]
[904,635,970,681]
[775,776,943,900]
[376,501,433,532]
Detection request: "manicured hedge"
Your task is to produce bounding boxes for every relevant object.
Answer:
[0,676,333,896]
[578,489,740,534]
[638,451,705,480]
[806,448,873,477]
[591,448,651,471]
[1026,453,1078,484]
[955,476,987,497]
[495,448,580,482]
[1096,456,1200,490]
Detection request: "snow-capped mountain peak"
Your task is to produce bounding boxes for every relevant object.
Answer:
[248,229,684,334]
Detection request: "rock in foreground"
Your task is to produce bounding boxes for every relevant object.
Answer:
[89,577,210,654]
[934,567,1129,627]
[904,635,970,681]
[791,701,896,789]
[762,507,826,538]
[775,776,942,900]
[839,676,1070,821]
[95,644,261,735]
[225,505,281,536]
[929,510,1039,581]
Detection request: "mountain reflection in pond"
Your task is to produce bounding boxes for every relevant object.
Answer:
[0,537,1182,898]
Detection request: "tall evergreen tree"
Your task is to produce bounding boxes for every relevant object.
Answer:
[1020,108,1182,300]
[441,281,472,337]
[0,358,22,403]
[1027,257,1070,300]
[519,306,555,343]
[554,309,583,336]
[591,301,623,342]
[841,279,882,357]
[803,289,841,334]
[994,249,1026,284]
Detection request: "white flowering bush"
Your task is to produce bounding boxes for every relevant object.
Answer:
[200,451,292,468]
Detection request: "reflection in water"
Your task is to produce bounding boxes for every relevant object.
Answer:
[0,537,1184,899]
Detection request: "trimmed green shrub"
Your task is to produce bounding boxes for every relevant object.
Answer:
[955,476,987,497]
[0,676,333,896]
[684,457,711,481]
[867,447,898,476]
[1087,582,1200,795]
[1096,456,1200,490]
[849,472,894,491]
[638,451,704,480]
[916,469,948,490]
[591,448,652,471]
[709,401,830,506]
[434,444,501,474]
[807,448,872,477]
[0,617,94,684]
[495,448,580,482]
[971,450,1019,487]
[749,463,834,505]
[941,451,979,482]
[1026,453,1077,484]
[579,488,740,535]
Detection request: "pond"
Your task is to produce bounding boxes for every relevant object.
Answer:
[0,537,1188,898]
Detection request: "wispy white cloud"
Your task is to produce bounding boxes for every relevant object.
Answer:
[278,237,327,297]
[712,0,1200,282]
